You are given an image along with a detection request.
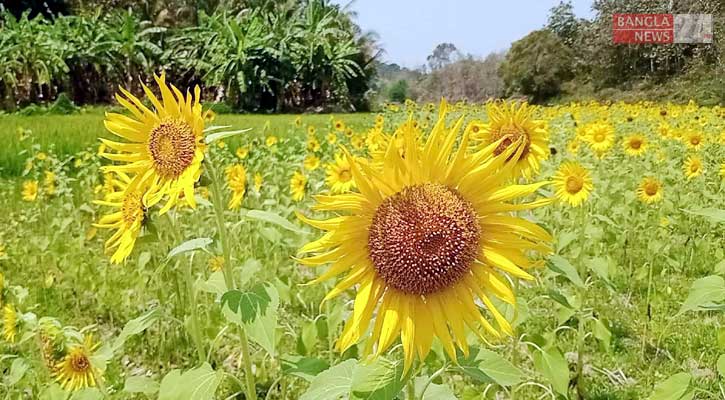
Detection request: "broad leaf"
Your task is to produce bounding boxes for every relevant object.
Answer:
[457,347,523,386]
[682,208,725,224]
[648,372,693,400]
[548,255,585,288]
[678,275,725,314]
[112,308,161,353]
[533,347,569,397]
[281,355,330,381]
[246,209,303,233]
[300,359,356,400]
[351,357,406,400]
[158,363,222,400]
[415,376,457,400]
[123,376,159,395]
[167,238,213,259]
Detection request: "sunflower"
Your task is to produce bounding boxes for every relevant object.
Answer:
[683,156,703,179]
[684,130,705,151]
[37,152,47,161]
[636,177,663,204]
[236,146,249,159]
[93,172,147,264]
[720,162,725,178]
[374,114,384,127]
[566,139,580,155]
[295,116,302,128]
[307,136,321,152]
[334,120,345,132]
[585,122,614,158]
[307,126,316,136]
[472,102,549,178]
[623,134,648,156]
[226,164,247,210]
[208,256,225,272]
[21,180,38,202]
[304,154,320,171]
[290,171,307,202]
[325,154,356,194]
[296,111,552,372]
[54,335,102,391]
[100,73,206,214]
[552,161,593,207]
[326,133,338,145]
[266,136,278,148]
[3,304,17,342]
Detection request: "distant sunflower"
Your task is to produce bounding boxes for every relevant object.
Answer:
[225,164,247,210]
[307,126,316,136]
[720,162,725,178]
[472,102,549,178]
[3,304,17,342]
[21,180,38,202]
[295,116,302,128]
[326,133,338,145]
[623,134,648,156]
[566,139,580,155]
[297,111,552,372]
[236,146,249,159]
[266,136,278,147]
[334,120,345,132]
[325,154,356,194]
[304,154,320,171]
[552,161,593,207]
[683,156,703,179]
[208,256,225,272]
[254,173,263,192]
[307,137,321,152]
[585,122,614,158]
[54,335,102,391]
[100,73,206,214]
[684,131,705,151]
[636,177,663,204]
[94,172,146,264]
[290,171,307,202]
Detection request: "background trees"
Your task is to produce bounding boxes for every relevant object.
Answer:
[0,0,377,112]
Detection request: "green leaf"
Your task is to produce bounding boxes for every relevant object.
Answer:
[239,258,262,287]
[204,127,252,144]
[69,389,103,400]
[718,355,725,378]
[112,308,161,353]
[546,289,578,310]
[300,320,319,355]
[457,347,523,386]
[281,355,330,381]
[158,363,222,400]
[415,376,457,400]
[533,348,569,397]
[556,230,578,252]
[587,257,613,288]
[39,383,68,400]
[167,237,213,259]
[138,251,152,269]
[351,357,406,400]
[647,372,693,400]
[715,260,725,275]
[682,208,725,223]
[223,283,280,356]
[593,318,612,352]
[300,359,356,400]
[123,375,159,395]
[197,271,226,296]
[246,209,304,234]
[678,275,725,314]
[548,255,585,288]
[5,357,29,386]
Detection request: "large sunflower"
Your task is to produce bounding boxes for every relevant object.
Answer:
[93,172,147,264]
[623,134,648,157]
[296,113,552,372]
[325,154,356,194]
[54,335,102,391]
[100,73,206,214]
[584,122,614,158]
[472,102,549,178]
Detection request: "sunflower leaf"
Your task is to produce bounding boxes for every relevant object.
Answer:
[351,356,406,399]
[678,275,725,314]
[647,372,693,400]
[245,209,304,234]
[300,359,356,400]
[533,347,569,397]
[548,254,585,288]
[457,347,523,386]
[167,237,213,259]
[204,128,252,144]
[682,208,725,224]
[112,308,162,353]
[281,355,330,382]
[158,363,222,400]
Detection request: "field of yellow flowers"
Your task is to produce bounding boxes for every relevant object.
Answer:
[0,76,724,400]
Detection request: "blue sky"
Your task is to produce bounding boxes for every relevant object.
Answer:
[332,0,595,68]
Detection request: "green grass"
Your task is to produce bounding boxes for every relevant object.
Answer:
[0,108,373,176]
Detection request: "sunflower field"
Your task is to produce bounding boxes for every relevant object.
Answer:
[0,76,724,400]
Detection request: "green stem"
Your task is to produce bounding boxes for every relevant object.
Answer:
[184,256,207,363]
[206,155,257,400]
[418,363,448,400]
[575,204,588,400]
[406,379,416,400]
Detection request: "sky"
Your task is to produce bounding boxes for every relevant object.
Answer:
[332,0,595,68]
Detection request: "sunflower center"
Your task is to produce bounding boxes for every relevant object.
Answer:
[644,182,659,196]
[593,133,605,143]
[148,118,196,179]
[690,163,700,172]
[630,139,642,149]
[565,176,584,194]
[491,126,530,158]
[691,137,700,145]
[122,191,144,226]
[367,183,480,295]
[70,351,90,372]
[339,169,352,183]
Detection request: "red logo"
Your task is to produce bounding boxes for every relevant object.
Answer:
[613,14,673,43]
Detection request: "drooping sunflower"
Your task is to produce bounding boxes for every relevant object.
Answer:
[304,154,321,171]
[225,164,247,210]
[296,113,552,372]
[623,134,648,156]
[636,177,663,204]
[684,130,705,151]
[21,180,38,202]
[100,73,206,214]
[3,304,17,342]
[683,156,703,179]
[290,171,307,202]
[93,172,147,264]
[584,122,614,158]
[472,102,549,178]
[325,154,356,194]
[54,335,102,391]
[552,161,593,207]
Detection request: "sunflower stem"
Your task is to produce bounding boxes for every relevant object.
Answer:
[406,378,416,400]
[184,254,208,364]
[575,203,588,400]
[207,155,258,400]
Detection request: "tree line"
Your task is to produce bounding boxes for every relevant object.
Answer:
[0,0,379,112]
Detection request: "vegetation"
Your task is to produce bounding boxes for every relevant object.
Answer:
[0,0,378,112]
